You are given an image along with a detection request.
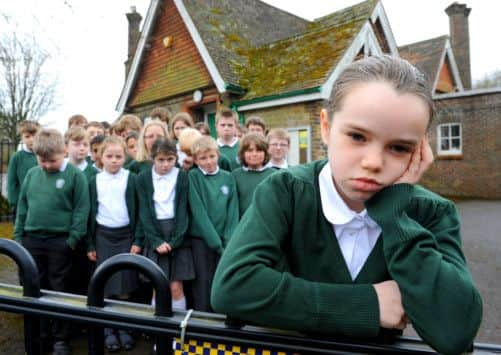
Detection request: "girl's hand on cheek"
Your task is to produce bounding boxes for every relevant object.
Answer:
[394,137,434,185]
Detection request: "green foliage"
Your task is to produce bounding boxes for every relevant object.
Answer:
[474,70,501,89]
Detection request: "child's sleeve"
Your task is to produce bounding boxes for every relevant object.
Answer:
[170,171,189,249]
[130,174,144,248]
[222,176,239,247]
[6,153,19,209]
[212,173,380,338]
[136,174,164,249]
[366,184,482,355]
[86,178,97,252]
[67,171,91,249]
[13,169,30,242]
[188,172,224,253]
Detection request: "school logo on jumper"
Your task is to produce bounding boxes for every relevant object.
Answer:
[220,185,229,195]
[56,179,65,189]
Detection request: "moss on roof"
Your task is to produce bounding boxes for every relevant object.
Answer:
[194,0,377,99]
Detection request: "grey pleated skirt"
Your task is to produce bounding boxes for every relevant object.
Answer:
[95,224,138,297]
[144,219,195,281]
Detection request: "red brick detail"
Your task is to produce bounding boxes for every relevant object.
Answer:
[128,0,213,107]
[435,56,456,93]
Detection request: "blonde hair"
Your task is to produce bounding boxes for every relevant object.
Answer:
[135,119,169,162]
[64,127,88,144]
[178,128,202,155]
[100,136,126,156]
[18,120,41,135]
[266,128,290,145]
[33,129,65,157]
[215,108,238,124]
[191,136,219,157]
[328,55,434,124]
[85,121,104,130]
[115,114,143,135]
[238,133,270,166]
[170,112,195,139]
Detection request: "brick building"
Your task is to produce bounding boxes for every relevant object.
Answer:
[117,0,501,198]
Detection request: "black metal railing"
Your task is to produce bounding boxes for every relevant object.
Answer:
[1,238,500,355]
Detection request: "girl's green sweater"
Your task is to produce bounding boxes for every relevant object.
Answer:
[212,160,482,355]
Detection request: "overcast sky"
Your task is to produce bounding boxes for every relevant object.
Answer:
[1,0,499,132]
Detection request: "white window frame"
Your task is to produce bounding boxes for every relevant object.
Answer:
[287,126,312,166]
[437,123,462,156]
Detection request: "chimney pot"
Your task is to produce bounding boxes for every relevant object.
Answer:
[445,2,472,89]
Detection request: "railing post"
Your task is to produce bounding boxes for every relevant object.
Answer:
[87,253,172,355]
[0,238,41,355]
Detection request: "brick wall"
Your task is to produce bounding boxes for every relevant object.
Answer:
[422,90,501,198]
[241,100,327,161]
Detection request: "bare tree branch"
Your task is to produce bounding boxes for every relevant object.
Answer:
[0,31,57,143]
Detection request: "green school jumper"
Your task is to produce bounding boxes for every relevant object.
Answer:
[136,168,189,249]
[232,167,275,217]
[14,164,90,249]
[127,160,152,175]
[219,143,240,171]
[87,172,143,252]
[188,168,239,254]
[7,150,38,209]
[82,162,98,182]
[212,160,482,355]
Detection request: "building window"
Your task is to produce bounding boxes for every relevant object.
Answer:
[287,126,311,166]
[437,123,462,155]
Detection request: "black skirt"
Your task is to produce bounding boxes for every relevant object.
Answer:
[96,224,138,297]
[144,219,195,281]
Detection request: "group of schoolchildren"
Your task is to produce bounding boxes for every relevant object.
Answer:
[7,56,483,355]
[7,107,290,355]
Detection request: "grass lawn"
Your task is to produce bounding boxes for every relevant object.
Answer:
[0,222,13,239]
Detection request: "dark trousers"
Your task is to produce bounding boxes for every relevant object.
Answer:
[22,234,73,342]
[190,238,220,312]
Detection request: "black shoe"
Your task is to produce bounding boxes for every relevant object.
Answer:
[53,340,71,355]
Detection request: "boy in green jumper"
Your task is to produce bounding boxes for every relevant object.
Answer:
[212,56,482,355]
[7,120,40,219]
[64,127,98,182]
[188,136,239,311]
[14,129,90,355]
[64,127,97,296]
[215,108,240,171]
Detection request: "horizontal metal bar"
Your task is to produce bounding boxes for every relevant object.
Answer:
[1,283,500,354]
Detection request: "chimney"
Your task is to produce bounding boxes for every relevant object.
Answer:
[445,2,472,89]
[125,6,143,77]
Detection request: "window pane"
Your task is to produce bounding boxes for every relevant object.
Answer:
[440,125,449,137]
[451,125,460,136]
[441,139,450,151]
[451,138,461,149]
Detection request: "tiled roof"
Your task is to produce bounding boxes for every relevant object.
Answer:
[184,0,377,99]
[399,35,448,87]
[182,0,309,88]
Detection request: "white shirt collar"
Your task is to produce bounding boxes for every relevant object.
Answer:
[152,166,178,180]
[266,160,288,169]
[22,145,32,153]
[242,165,268,172]
[76,160,88,171]
[217,137,238,148]
[59,159,69,172]
[101,168,127,179]
[198,166,220,176]
[318,163,378,228]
